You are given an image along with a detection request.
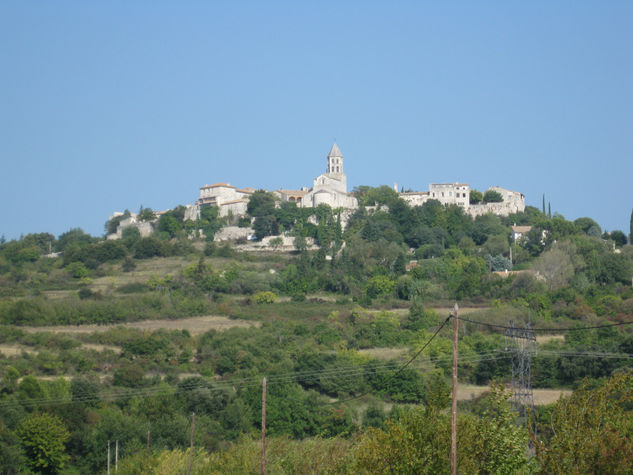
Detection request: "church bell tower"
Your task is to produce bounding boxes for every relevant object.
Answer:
[327,141,343,176]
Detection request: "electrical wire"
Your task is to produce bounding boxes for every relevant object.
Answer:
[454,315,633,333]
[329,316,452,405]
[2,346,631,409]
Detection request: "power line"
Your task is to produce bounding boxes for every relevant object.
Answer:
[4,349,506,408]
[455,315,633,333]
[330,315,452,405]
[2,348,631,409]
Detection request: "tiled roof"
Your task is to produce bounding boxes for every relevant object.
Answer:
[200,183,234,189]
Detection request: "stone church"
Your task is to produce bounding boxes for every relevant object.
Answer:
[300,142,358,209]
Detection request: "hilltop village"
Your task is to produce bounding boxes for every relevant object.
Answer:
[107,142,525,240]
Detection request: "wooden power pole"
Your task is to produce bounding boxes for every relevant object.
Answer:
[107,440,111,475]
[451,303,459,475]
[261,377,267,475]
[188,412,195,475]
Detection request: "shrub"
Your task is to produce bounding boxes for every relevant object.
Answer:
[66,261,88,279]
[254,291,277,304]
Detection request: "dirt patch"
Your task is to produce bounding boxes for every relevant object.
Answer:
[533,388,572,405]
[358,348,407,360]
[21,315,259,336]
[431,307,489,316]
[0,344,36,356]
[457,383,571,406]
[81,343,122,354]
[536,334,565,344]
[90,257,195,292]
[366,308,410,316]
[42,290,76,300]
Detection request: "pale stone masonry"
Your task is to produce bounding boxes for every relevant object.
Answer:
[196,183,255,217]
[401,183,525,217]
[301,142,358,209]
[107,142,526,239]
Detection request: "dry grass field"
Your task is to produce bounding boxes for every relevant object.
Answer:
[358,347,408,359]
[430,306,490,316]
[21,315,259,335]
[536,334,565,344]
[0,344,37,356]
[89,256,195,292]
[457,383,571,405]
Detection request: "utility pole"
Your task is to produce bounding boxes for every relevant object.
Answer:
[115,440,118,473]
[451,303,459,475]
[188,413,195,475]
[107,440,111,475]
[261,377,267,475]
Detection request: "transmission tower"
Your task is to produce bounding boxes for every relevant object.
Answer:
[505,320,537,428]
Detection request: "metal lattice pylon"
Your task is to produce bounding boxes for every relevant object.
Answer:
[505,320,537,428]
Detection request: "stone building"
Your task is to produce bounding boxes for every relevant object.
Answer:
[301,142,358,209]
[400,183,470,209]
[196,183,255,217]
[468,186,525,217]
[274,189,309,204]
[105,212,154,240]
[400,183,524,217]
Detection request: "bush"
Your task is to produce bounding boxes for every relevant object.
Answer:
[66,261,88,279]
[254,291,277,304]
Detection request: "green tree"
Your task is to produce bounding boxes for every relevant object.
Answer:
[365,275,397,299]
[533,246,574,290]
[55,228,93,252]
[18,412,70,474]
[574,216,601,236]
[630,207,633,244]
[469,189,483,204]
[247,190,276,217]
[157,214,181,237]
[138,206,156,221]
[352,384,530,474]
[536,371,633,474]
[608,230,627,247]
[65,261,88,279]
[483,190,503,203]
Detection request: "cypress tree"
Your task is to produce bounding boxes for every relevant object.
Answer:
[542,195,546,214]
[629,208,633,244]
[548,202,551,218]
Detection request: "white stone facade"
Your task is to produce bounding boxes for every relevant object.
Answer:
[468,187,525,217]
[106,213,154,240]
[108,143,528,239]
[196,183,254,217]
[401,183,470,209]
[400,184,524,217]
[302,142,358,209]
[429,183,470,208]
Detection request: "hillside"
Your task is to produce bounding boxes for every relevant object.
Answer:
[1,190,632,473]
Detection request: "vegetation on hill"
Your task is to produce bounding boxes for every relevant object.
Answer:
[0,188,632,473]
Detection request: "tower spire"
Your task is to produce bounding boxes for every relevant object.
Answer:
[327,141,343,174]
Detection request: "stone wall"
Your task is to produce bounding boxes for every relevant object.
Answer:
[213,226,254,242]
[107,214,154,240]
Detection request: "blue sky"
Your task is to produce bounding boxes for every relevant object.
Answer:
[1,2,632,240]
